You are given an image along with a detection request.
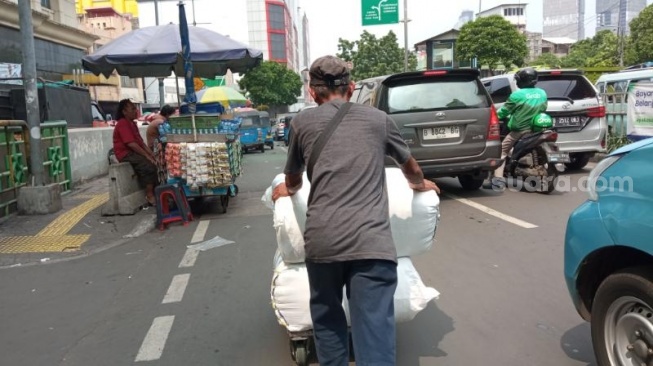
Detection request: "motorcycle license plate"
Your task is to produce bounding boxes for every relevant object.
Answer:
[547,152,571,163]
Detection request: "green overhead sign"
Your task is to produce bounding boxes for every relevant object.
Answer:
[362,0,399,26]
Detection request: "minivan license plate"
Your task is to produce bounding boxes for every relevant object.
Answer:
[423,126,460,140]
[554,116,581,127]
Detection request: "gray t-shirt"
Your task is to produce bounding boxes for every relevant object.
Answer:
[284,99,411,263]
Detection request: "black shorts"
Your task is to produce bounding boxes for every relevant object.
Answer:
[122,153,158,187]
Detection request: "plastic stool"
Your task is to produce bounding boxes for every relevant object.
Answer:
[155,184,193,230]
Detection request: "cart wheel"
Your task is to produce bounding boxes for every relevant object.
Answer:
[270,143,274,150]
[220,195,229,213]
[259,144,265,153]
[290,340,309,366]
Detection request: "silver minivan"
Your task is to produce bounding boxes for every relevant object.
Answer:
[483,69,608,170]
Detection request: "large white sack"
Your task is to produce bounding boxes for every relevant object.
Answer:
[262,168,440,263]
[270,254,440,332]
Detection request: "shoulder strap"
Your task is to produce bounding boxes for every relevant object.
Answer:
[306,102,353,182]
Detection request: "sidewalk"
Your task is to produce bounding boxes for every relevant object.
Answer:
[0,177,156,269]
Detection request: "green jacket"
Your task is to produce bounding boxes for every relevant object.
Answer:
[497,87,548,132]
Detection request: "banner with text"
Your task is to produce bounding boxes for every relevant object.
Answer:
[627,82,653,139]
[362,0,399,26]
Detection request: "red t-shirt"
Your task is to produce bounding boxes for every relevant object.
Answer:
[113,118,146,161]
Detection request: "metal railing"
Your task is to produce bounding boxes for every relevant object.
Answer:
[0,120,71,219]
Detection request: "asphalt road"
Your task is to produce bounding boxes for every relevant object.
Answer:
[0,142,598,366]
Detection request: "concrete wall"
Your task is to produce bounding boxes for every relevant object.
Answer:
[68,126,148,186]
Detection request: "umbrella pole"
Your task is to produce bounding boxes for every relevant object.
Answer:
[175,75,181,108]
[191,112,197,142]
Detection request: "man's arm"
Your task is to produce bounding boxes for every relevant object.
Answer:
[497,93,518,120]
[401,157,440,193]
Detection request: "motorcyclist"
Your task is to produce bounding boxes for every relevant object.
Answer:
[485,67,548,190]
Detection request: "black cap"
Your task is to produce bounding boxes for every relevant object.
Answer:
[309,55,350,87]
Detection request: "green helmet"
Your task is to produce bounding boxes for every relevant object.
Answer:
[532,113,553,132]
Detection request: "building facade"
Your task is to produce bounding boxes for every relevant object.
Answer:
[68,4,144,111]
[596,0,646,35]
[0,0,97,81]
[476,4,541,61]
[246,0,311,110]
[477,3,528,32]
[543,0,585,40]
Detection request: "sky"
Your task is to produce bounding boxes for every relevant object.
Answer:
[138,0,653,67]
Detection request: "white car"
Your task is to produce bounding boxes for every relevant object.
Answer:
[483,69,608,170]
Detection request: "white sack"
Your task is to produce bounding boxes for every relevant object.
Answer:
[262,168,440,263]
[270,254,439,332]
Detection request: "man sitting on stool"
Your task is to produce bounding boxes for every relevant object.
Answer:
[112,99,158,206]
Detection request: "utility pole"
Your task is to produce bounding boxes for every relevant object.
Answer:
[18,0,44,186]
[401,0,410,71]
[617,0,626,66]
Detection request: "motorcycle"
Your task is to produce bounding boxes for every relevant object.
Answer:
[502,115,570,194]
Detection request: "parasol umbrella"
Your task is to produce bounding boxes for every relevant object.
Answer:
[195,86,247,109]
[81,23,262,79]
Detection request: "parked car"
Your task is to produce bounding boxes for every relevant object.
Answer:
[482,69,608,170]
[284,105,316,147]
[282,113,297,146]
[564,138,653,366]
[351,69,502,190]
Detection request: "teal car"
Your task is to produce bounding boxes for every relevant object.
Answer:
[564,137,653,366]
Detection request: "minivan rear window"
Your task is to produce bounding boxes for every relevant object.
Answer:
[384,78,489,114]
[537,75,597,100]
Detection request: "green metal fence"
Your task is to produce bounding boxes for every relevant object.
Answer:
[41,121,72,193]
[0,121,29,219]
[0,120,71,218]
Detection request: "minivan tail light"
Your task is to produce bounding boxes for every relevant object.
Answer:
[587,106,606,118]
[488,105,500,141]
[423,70,447,76]
[550,70,562,75]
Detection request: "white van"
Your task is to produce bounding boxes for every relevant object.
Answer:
[595,68,653,94]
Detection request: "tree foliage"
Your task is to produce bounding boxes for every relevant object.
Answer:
[531,53,562,68]
[560,30,619,68]
[627,4,653,64]
[456,15,528,73]
[238,61,303,106]
[336,30,416,81]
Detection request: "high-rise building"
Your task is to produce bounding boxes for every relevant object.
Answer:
[596,0,646,35]
[543,0,585,40]
[246,0,312,109]
[455,10,474,28]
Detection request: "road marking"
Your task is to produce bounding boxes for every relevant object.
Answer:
[443,192,539,229]
[280,146,288,153]
[179,249,199,268]
[135,315,175,362]
[162,274,191,304]
[191,220,209,243]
